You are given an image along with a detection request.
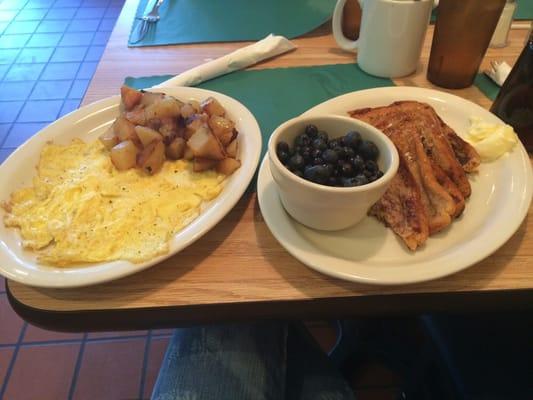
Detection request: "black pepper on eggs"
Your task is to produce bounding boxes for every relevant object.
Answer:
[276,124,384,187]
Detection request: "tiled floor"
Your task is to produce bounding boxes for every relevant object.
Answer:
[0,1,176,398]
[0,0,123,163]
[0,1,403,398]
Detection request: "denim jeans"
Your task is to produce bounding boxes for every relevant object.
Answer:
[151,322,356,400]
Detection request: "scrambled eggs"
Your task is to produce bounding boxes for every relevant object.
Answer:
[3,139,225,266]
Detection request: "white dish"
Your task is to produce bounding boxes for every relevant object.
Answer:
[0,87,261,288]
[257,86,532,285]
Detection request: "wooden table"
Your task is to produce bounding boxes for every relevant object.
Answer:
[7,1,533,331]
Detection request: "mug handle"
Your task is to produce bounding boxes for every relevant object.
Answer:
[332,0,361,52]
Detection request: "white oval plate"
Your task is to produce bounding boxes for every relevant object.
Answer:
[257,87,533,285]
[0,87,261,288]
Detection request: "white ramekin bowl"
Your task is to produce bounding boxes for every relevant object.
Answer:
[268,115,399,231]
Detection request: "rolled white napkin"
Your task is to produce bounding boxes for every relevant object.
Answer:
[484,61,512,86]
[152,34,296,88]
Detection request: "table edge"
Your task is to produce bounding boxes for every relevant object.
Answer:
[7,280,533,332]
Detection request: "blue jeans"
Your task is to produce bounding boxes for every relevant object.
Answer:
[151,322,356,400]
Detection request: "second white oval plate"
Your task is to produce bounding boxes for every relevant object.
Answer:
[257,87,532,285]
[0,87,261,288]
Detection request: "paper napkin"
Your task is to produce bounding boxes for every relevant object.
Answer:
[153,34,296,88]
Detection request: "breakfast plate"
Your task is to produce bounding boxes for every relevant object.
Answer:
[0,87,261,288]
[257,86,532,285]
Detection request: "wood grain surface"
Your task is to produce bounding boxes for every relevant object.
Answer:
[7,0,533,319]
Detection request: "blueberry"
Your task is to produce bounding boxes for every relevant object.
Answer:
[301,149,312,163]
[367,174,378,183]
[358,140,379,160]
[294,134,310,147]
[363,169,373,178]
[288,154,305,171]
[327,176,339,186]
[317,131,329,142]
[313,157,324,165]
[324,163,335,177]
[350,155,365,172]
[304,165,329,184]
[305,124,318,138]
[276,141,289,154]
[333,146,346,160]
[322,149,338,164]
[292,169,304,178]
[376,170,384,179]
[294,145,302,155]
[341,162,354,177]
[328,138,340,149]
[277,150,290,164]
[342,174,368,186]
[354,174,369,186]
[312,138,327,151]
[365,160,378,173]
[342,177,358,187]
[311,148,322,159]
[344,131,362,148]
[343,146,355,159]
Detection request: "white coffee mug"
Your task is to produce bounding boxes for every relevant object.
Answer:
[332,0,433,78]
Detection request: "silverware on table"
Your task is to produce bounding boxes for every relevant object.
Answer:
[130,0,164,44]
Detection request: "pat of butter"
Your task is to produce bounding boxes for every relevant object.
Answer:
[465,117,518,162]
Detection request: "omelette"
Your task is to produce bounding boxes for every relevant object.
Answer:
[2,138,226,266]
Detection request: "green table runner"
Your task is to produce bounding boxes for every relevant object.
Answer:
[128,0,336,47]
[125,64,393,160]
[474,73,500,101]
[431,0,533,22]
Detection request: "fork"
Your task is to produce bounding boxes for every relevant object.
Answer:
[130,0,164,44]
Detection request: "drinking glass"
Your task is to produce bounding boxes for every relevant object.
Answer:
[427,0,506,88]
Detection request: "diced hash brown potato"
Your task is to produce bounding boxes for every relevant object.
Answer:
[137,140,165,174]
[216,158,241,175]
[187,126,226,160]
[193,157,217,172]
[110,140,138,170]
[201,97,225,117]
[225,139,238,158]
[99,127,119,150]
[166,137,186,160]
[121,85,142,111]
[184,114,208,140]
[114,117,140,146]
[140,91,165,107]
[208,115,236,146]
[180,103,196,119]
[134,125,162,148]
[145,97,183,120]
[183,146,194,160]
[159,117,179,141]
[107,90,240,175]
[125,106,146,125]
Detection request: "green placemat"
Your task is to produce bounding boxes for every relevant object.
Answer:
[431,0,533,23]
[516,0,533,20]
[125,64,394,160]
[128,0,336,47]
[474,73,500,101]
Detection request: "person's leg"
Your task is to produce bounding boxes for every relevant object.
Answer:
[285,323,356,400]
[151,322,288,400]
